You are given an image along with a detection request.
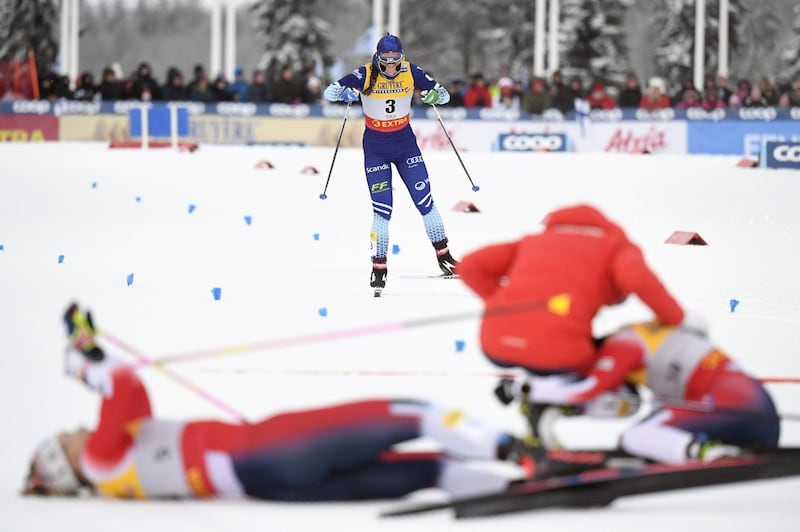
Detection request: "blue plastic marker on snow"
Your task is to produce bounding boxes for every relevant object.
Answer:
[455,340,465,352]
[126,273,134,286]
[135,196,142,203]
[313,233,320,241]
[729,299,740,312]
[392,244,400,255]
[188,204,196,214]
[211,287,222,300]
[58,254,64,264]
[91,181,97,189]
[244,215,252,225]
[0,244,4,251]
[318,307,328,317]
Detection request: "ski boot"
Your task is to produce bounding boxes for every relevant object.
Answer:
[433,238,458,276]
[501,435,613,481]
[370,257,387,297]
[687,438,743,462]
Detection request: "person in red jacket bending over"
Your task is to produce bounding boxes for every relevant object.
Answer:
[458,203,685,377]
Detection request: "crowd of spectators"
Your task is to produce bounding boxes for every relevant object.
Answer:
[19,60,800,113]
[441,71,800,114]
[34,61,324,105]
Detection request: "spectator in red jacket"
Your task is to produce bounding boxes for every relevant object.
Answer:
[639,77,671,111]
[463,73,492,108]
[457,204,685,375]
[586,81,616,110]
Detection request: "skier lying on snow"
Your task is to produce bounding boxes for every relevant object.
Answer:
[495,320,781,477]
[23,304,525,500]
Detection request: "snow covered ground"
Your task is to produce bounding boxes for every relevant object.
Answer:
[1,142,799,531]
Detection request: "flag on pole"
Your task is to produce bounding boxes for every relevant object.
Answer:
[353,25,377,55]
[574,98,590,138]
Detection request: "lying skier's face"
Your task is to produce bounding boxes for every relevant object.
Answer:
[22,429,91,496]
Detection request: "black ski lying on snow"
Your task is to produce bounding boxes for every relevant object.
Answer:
[380,448,640,518]
[381,448,800,519]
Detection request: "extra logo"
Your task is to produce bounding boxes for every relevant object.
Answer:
[496,133,567,152]
[763,141,800,169]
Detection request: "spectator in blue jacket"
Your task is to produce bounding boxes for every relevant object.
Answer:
[227,67,250,102]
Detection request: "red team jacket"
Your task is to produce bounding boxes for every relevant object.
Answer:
[458,204,685,372]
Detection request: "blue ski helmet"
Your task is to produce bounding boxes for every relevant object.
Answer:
[373,34,404,78]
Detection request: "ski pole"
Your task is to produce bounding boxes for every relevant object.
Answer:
[431,104,479,192]
[129,294,571,369]
[102,331,250,423]
[319,101,352,200]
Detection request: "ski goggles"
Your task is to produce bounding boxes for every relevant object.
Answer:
[377,51,404,65]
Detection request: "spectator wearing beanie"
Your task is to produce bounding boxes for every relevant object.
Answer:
[639,77,671,111]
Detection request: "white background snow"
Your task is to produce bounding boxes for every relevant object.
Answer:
[1,142,799,530]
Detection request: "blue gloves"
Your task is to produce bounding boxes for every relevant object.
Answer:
[323,83,343,101]
[342,88,360,102]
[323,83,360,103]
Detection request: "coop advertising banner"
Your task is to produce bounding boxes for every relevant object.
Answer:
[411,120,688,153]
[762,141,800,169]
[495,133,570,152]
[0,115,58,141]
[688,121,800,157]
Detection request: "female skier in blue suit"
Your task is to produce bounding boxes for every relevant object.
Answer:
[324,34,458,294]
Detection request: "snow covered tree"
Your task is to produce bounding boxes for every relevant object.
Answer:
[475,0,535,80]
[559,0,633,86]
[250,0,334,75]
[400,0,499,79]
[0,0,13,55]
[780,4,800,80]
[402,0,633,84]
[651,0,744,92]
[135,0,163,37]
[723,1,779,83]
[0,0,58,72]
[592,0,633,84]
